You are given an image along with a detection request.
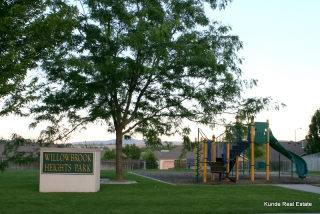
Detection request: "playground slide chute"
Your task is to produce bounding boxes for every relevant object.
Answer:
[269,130,308,178]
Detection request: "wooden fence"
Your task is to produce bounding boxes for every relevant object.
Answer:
[302,153,320,171]
[2,160,146,170]
[101,160,146,170]
[7,162,40,170]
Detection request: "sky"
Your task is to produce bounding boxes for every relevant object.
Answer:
[202,0,320,142]
[0,0,319,143]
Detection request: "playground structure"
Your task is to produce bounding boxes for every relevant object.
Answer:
[192,117,308,183]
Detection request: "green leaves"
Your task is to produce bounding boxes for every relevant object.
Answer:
[122,144,141,159]
[25,0,283,145]
[0,0,283,179]
[0,0,77,116]
[0,134,52,172]
[304,108,320,154]
[141,149,158,169]
[102,148,116,160]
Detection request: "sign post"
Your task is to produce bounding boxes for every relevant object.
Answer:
[39,148,101,192]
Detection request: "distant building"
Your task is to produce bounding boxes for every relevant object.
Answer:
[153,146,194,170]
[269,140,306,162]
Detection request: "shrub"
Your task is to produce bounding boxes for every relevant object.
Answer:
[102,148,116,159]
[122,144,141,159]
[142,149,158,169]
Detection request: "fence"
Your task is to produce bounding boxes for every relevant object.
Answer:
[1,159,146,170]
[303,153,320,171]
[175,159,294,172]
[269,160,293,171]
[7,162,40,170]
[100,160,146,170]
[234,160,294,171]
[174,160,188,169]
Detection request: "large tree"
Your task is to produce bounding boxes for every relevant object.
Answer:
[26,0,282,181]
[304,108,320,154]
[0,0,77,115]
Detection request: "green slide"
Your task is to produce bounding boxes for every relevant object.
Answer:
[269,130,308,178]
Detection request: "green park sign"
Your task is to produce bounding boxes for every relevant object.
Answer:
[42,152,94,174]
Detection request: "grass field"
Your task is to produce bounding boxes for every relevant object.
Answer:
[308,171,320,175]
[0,170,319,214]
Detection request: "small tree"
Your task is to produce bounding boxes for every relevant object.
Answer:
[122,144,141,159]
[164,141,174,150]
[142,149,158,169]
[304,108,320,155]
[102,148,116,160]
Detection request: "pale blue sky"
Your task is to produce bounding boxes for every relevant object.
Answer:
[1,0,319,143]
[201,0,320,141]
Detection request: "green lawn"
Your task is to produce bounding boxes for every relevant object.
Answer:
[308,171,320,175]
[0,170,319,214]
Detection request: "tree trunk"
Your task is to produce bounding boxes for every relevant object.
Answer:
[115,128,123,181]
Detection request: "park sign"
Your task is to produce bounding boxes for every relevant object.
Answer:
[40,148,101,192]
[42,152,94,174]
